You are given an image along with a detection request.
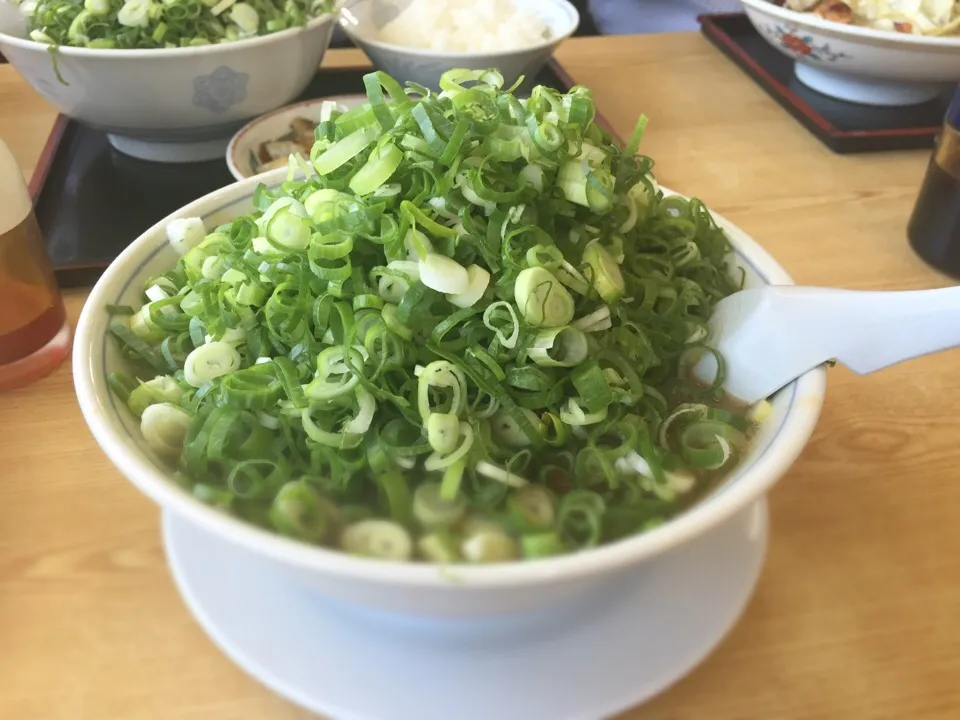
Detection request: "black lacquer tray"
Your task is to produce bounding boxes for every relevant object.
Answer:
[25,60,610,288]
[700,12,953,154]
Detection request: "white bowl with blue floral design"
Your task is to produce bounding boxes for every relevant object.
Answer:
[0,13,338,163]
[739,0,960,106]
[73,166,826,620]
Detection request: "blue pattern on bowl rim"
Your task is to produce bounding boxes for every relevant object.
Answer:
[193,66,250,113]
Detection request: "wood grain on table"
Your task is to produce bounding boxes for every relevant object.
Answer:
[1,36,958,720]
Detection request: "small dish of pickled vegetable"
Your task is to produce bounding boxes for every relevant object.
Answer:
[227,95,367,180]
[74,67,826,621]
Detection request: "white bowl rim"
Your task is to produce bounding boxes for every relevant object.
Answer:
[74,167,826,590]
[338,0,580,59]
[226,94,363,181]
[739,0,960,48]
[0,12,334,58]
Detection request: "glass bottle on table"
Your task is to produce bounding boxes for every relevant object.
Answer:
[907,87,960,279]
[0,137,71,390]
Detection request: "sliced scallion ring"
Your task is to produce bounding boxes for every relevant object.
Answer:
[304,346,365,401]
[514,267,575,328]
[446,264,490,308]
[489,409,540,448]
[269,481,331,543]
[508,485,556,532]
[482,301,520,349]
[183,341,241,388]
[528,326,588,368]
[461,530,518,564]
[582,241,625,304]
[340,519,413,561]
[417,360,467,420]
[521,532,565,559]
[679,420,743,470]
[413,481,467,527]
[424,422,474,471]
[140,403,190,457]
[418,532,460,563]
[419,253,470,294]
[128,375,182,417]
[427,412,461,454]
[166,218,206,255]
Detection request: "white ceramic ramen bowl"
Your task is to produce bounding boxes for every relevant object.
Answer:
[739,0,960,106]
[338,0,579,90]
[0,8,337,163]
[73,167,826,621]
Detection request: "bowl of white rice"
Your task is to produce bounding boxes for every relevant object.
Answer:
[338,0,579,89]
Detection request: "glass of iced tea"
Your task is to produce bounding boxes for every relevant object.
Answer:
[0,138,71,391]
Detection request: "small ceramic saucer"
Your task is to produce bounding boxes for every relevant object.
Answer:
[163,499,768,720]
[225,94,367,181]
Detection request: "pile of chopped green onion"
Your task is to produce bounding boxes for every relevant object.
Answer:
[106,68,762,564]
[14,0,334,49]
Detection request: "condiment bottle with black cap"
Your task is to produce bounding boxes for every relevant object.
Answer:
[907,87,960,278]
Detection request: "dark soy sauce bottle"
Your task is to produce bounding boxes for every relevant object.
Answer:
[908,87,960,278]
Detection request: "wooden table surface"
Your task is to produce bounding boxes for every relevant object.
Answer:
[2,35,959,720]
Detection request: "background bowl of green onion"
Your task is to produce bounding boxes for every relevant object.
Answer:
[73,71,826,620]
[0,0,338,162]
[338,0,579,90]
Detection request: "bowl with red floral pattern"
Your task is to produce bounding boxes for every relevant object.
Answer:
[739,0,960,106]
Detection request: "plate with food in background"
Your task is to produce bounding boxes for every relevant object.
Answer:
[226,95,366,180]
[778,0,960,36]
[740,0,960,105]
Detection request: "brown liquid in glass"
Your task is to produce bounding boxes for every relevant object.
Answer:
[0,212,67,365]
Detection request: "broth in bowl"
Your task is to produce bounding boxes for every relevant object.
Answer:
[101,69,765,565]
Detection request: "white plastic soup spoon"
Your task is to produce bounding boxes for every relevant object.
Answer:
[694,285,960,404]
